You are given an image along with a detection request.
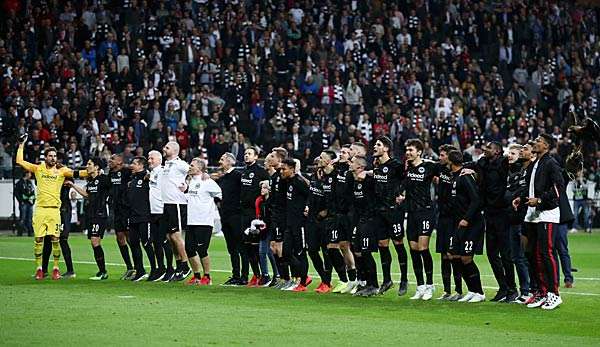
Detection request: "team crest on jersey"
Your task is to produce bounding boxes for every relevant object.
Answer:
[418,167,425,173]
[453,181,457,188]
[357,184,362,189]
[289,185,293,191]
[328,177,333,183]
[94,180,98,184]
[196,183,201,188]
[117,172,122,177]
[249,173,254,178]
[138,180,142,185]
[383,167,389,173]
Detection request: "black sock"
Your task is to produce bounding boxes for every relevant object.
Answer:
[93,245,106,273]
[451,259,465,292]
[421,249,434,285]
[363,252,379,288]
[194,272,201,279]
[328,248,348,282]
[321,246,333,282]
[42,236,52,273]
[276,255,290,280]
[394,242,408,282]
[410,249,424,286]
[378,246,392,283]
[441,256,452,293]
[131,244,144,273]
[451,259,463,294]
[119,245,133,270]
[60,239,74,273]
[153,239,165,270]
[463,261,483,294]
[163,240,174,270]
[308,250,328,284]
[205,273,210,278]
[348,268,357,282]
[355,255,365,282]
[143,243,157,271]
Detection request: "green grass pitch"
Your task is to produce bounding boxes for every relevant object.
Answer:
[1,231,599,346]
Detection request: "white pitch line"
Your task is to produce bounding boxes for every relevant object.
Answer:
[2,256,599,297]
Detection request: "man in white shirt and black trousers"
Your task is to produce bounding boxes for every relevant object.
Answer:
[161,141,191,281]
[514,134,567,310]
[148,150,173,281]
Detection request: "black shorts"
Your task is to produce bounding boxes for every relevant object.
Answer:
[352,218,377,253]
[406,210,434,242]
[373,207,405,241]
[283,223,307,256]
[87,218,108,239]
[129,221,152,244]
[435,215,454,253]
[186,225,213,258]
[271,224,285,242]
[328,214,351,243]
[164,204,187,233]
[113,214,128,233]
[448,217,484,256]
[306,218,328,252]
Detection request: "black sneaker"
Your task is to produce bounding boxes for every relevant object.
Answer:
[147,269,163,282]
[161,268,175,283]
[132,271,148,282]
[358,286,380,297]
[171,268,192,282]
[222,277,240,286]
[258,274,272,287]
[490,291,507,302]
[237,278,249,286]
[398,281,408,296]
[120,269,136,280]
[61,271,76,279]
[378,280,394,295]
[504,291,519,303]
[269,276,281,288]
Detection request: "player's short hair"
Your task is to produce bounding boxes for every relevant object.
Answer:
[351,142,367,155]
[272,147,288,160]
[539,133,555,149]
[323,150,337,161]
[133,156,147,168]
[376,136,393,152]
[222,152,236,164]
[353,155,367,168]
[405,138,424,152]
[166,141,180,154]
[508,144,523,151]
[148,150,163,161]
[88,157,103,168]
[44,147,58,156]
[488,141,503,152]
[439,144,457,154]
[342,144,352,149]
[282,158,296,170]
[246,146,260,156]
[191,157,207,172]
[448,150,463,165]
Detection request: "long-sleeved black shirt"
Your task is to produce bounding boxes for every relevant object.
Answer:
[86,174,111,220]
[109,168,131,214]
[333,162,353,214]
[126,171,151,223]
[269,169,287,225]
[285,174,309,226]
[436,163,454,217]
[449,170,482,224]
[240,162,269,214]
[352,175,376,223]
[373,157,404,210]
[217,169,242,217]
[474,156,509,210]
[403,160,438,212]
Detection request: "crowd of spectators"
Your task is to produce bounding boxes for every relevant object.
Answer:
[0,0,599,188]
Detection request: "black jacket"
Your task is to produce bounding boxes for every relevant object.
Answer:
[126,171,151,223]
[505,160,529,225]
[240,162,270,213]
[450,171,483,224]
[523,152,564,213]
[473,155,509,210]
[217,169,242,217]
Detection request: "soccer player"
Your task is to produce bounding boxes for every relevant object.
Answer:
[184,158,222,286]
[240,147,270,286]
[435,145,463,300]
[215,153,245,285]
[305,154,333,293]
[108,154,135,280]
[67,158,111,280]
[266,149,290,289]
[517,135,565,310]
[16,135,87,280]
[148,150,172,281]
[281,159,311,291]
[372,136,407,295]
[126,156,158,281]
[402,139,437,300]
[328,145,358,293]
[161,141,191,281]
[446,150,486,303]
[349,155,379,297]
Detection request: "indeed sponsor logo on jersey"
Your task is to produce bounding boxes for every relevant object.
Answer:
[322,183,332,192]
[336,174,346,183]
[407,171,425,180]
[440,173,452,184]
[373,174,388,181]
[88,185,99,193]
[111,177,122,184]
[41,174,58,180]
[310,185,323,196]
[241,178,254,185]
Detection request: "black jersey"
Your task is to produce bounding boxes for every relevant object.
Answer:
[60,182,72,214]
[352,175,376,222]
[436,163,454,217]
[321,169,336,214]
[269,169,287,225]
[404,160,438,212]
[217,169,242,216]
[449,170,482,223]
[307,174,325,219]
[85,174,111,219]
[333,162,353,214]
[285,174,309,226]
[126,171,151,223]
[240,162,270,213]
[109,168,130,211]
[373,157,405,210]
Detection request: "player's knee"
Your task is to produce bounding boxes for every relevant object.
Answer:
[378,239,389,247]
[326,243,339,249]
[460,256,473,264]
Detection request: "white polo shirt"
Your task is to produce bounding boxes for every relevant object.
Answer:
[149,165,164,214]
[186,175,222,226]
[161,157,190,205]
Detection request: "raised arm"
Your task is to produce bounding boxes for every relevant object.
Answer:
[65,181,89,198]
[16,141,39,173]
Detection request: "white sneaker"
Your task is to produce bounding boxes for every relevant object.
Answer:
[468,293,486,302]
[541,293,562,310]
[281,279,299,291]
[527,294,547,308]
[421,284,434,300]
[342,280,358,294]
[458,292,476,302]
[410,285,426,300]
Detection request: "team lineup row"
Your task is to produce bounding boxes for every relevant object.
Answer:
[16,132,568,310]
